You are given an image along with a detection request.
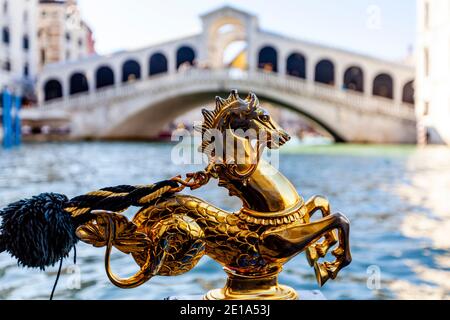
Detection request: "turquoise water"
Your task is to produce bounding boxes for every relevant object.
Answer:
[0,142,449,300]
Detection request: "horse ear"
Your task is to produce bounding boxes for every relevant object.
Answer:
[215,96,226,112]
[246,92,259,110]
[228,90,239,101]
[201,108,214,127]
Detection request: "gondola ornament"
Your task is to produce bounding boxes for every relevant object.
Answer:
[0,90,351,300]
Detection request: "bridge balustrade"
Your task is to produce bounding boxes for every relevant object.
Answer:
[36,69,415,122]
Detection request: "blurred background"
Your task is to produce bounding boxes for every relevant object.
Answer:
[0,0,449,300]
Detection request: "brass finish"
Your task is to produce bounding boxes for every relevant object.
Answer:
[76,90,352,300]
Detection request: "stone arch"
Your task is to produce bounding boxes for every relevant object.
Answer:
[105,89,346,143]
[122,59,141,83]
[286,52,306,79]
[43,79,63,101]
[315,59,335,86]
[149,52,168,76]
[205,16,248,69]
[69,72,89,95]
[373,73,394,99]
[96,65,115,89]
[402,80,414,104]
[258,46,278,72]
[343,66,364,92]
[176,46,196,70]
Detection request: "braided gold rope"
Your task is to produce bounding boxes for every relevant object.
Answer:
[86,191,129,197]
[137,185,172,205]
[65,184,174,218]
[66,207,91,217]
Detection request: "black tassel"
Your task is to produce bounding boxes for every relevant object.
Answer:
[0,193,78,270]
[0,181,177,271]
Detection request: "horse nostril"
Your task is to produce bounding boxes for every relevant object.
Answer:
[280,130,291,141]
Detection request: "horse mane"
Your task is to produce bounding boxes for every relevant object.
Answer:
[196,90,259,153]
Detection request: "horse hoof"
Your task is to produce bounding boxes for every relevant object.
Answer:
[316,243,329,258]
[332,247,344,257]
[314,262,330,287]
[327,232,338,247]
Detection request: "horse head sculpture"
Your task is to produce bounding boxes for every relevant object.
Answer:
[0,90,351,300]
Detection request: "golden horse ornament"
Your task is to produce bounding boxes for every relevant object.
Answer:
[74,90,352,300]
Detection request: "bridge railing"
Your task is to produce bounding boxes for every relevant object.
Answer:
[37,69,416,121]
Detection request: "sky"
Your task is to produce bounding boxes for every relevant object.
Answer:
[78,0,417,62]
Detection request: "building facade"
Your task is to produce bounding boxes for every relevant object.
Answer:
[416,0,450,145]
[37,0,95,70]
[0,0,39,95]
[0,0,93,99]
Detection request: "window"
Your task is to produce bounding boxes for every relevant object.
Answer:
[373,73,394,99]
[3,60,11,71]
[176,46,196,70]
[423,102,429,116]
[78,38,83,47]
[343,66,364,92]
[44,79,63,101]
[96,65,115,89]
[424,1,430,29]
[66,33,71,42]
[69,72,89,95]
[23,63,29,77]
[258,46,278,72]
[2,27,10,45]
[122,59,141,82]
[286,53,306,79]
[23,35,29,50]
[149,52,168,76]
[315,59,335,86]
[3,1,8,14]
[40,49,46,65]
[424,47,429,77]
[402,81,415,104]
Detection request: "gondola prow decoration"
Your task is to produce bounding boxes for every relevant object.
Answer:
[0,91,351,300]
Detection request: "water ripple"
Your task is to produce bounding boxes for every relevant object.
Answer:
[0,142,449,300]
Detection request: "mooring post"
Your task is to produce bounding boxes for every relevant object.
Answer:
[13,95,22,146]
[1,89,13,149]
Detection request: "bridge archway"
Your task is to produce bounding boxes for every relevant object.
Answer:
[402,80,414,104]
[315,59,335,86]
[149,52,168,76]
[96,65,115,89]
[122,59,141,83]
[105,89,345,143]
[206,17,248,69]
[69,72,89,95]
[176,46,196,70]
[343,66,364,92]
[286,52,306,79]
[44,79,63,101]
[258,46,278,72]
[373,73,394,99]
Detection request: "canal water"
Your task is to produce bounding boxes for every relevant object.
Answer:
[0,142,449,300]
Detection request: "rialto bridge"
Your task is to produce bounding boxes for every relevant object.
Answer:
[25,6,417,143]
